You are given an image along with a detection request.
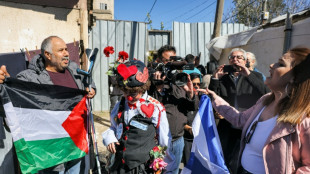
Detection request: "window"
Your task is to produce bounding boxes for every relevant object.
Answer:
[100,3,107,10]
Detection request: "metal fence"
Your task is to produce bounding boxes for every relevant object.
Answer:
[90,20,249,111]
[89,20,147,111]
[173,21,249,66]
[148,30,171,52]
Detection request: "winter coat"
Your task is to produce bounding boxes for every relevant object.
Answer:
[16,55,95,90]
[212,93,310,174]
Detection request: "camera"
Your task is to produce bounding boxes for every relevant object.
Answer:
[152,56,195,86]
[245,59,251,68]
[223,65,240,73]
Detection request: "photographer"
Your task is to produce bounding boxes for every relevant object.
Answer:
[148,45,199,174]
[209,48,269,174]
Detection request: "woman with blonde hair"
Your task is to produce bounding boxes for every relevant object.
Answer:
[199,47,310,173]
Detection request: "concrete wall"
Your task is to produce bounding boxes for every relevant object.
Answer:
[93,0,114,15]
[0,1,80,53]
[92,0,114,20]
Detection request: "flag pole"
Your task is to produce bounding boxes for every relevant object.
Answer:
[77,48,102,174]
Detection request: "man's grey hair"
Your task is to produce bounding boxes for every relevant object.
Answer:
[229,48,247,59]
[246,52,257,67]
[41,36,61,59]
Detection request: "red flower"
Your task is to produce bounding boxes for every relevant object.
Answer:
[149,158,167,171]
[104,46,114,57]
[152,146,159,152]
[117,51,129,62]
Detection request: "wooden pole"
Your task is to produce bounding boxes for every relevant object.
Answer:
[212,0,225,39]
[210,0,225,62]
[80,0,89,70]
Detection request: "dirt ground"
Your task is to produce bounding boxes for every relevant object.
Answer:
[92,111,111,165]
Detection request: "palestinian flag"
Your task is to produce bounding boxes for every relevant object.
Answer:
[0,78,89,173]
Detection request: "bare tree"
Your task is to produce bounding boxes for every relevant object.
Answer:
[223,0,310,27]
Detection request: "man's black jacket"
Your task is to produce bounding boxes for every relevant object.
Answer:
[148,83,199,141]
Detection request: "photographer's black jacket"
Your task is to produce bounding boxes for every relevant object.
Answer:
[209,71,269,111]
[149,83,199,141]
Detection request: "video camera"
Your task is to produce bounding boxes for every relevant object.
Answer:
[152,56,195,86]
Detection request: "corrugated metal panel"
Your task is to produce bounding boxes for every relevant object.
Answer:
[173,22,180,56]
[148,31,171,51]
[197,22,205,63]
[89,20,147,111]
[90,20,249,112]
[173,22,249,66]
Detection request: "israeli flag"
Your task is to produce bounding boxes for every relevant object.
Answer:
[181,95,230,174]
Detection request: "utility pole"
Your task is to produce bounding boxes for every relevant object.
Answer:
[210,0,224,62]
[212,0,225,39]
[207,0,224,76]
[261,0,269,25]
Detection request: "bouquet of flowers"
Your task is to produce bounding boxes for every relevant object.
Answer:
[104,46,129,76]
[149,145,168,174]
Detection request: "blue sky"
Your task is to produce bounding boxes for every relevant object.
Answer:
[115,0,234,30]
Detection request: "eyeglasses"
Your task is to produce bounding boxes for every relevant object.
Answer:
[244,120,258,144]
[193,83,201,86]
[229,55,244,60]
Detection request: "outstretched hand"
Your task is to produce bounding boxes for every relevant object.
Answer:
[196,88,217,99]
[0,65,10,84]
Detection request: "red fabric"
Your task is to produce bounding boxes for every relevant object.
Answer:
[117,112,122,119]
[156,109,161,129]
[127,102,137,109]
[141,103,155,118]
[62,96,88,153]
[136,67,149,83]
[117,64,138,80]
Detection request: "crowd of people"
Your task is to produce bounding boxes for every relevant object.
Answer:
[103,45,310,174]
[0,36,310,174]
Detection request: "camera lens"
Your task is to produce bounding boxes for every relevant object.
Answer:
[173,72,188,86]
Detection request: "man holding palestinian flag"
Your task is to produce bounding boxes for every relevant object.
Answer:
[0,36,96,173]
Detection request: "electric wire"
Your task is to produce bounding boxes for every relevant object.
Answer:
[184,0,217,21]
[160,0,201,15]
[144,0,158,22]
[165,1,217,29]
[163,0,211,25]
[198,7,216,22]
